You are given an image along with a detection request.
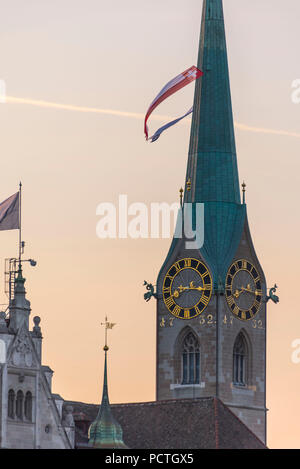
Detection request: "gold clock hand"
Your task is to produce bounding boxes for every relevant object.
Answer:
[241,285,255,295]
[234,285,256,299]
[172,285,188,298]
[172,284,208,298]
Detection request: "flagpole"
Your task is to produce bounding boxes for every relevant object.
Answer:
[19,181,22,269]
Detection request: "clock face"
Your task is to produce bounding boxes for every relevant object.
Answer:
[162,258,212,320]
[225,259,263,321]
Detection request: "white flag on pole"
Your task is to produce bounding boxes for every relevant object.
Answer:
[0,192,20,231]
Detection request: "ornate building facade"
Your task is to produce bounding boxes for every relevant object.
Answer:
[0,267,74,449]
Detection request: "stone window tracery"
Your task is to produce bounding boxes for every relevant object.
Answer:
[181,332,200,385]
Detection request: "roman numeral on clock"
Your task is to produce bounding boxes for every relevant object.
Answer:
[227,295,235,307]
[200,294,210,306]
[173,305,181,317]
[164,296,174,308]
[165,275,174,282]
[252,299,260,310]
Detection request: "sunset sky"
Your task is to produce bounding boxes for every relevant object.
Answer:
[0,0,299,449]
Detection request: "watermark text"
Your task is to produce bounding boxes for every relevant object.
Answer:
[96,195,204,249]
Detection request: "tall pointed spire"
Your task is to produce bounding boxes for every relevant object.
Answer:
[88,323,127,449]
[158,0,246,287]
[186,0,240,204]
[181,0,245,286]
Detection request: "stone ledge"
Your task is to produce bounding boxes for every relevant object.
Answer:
[170,382,205,390]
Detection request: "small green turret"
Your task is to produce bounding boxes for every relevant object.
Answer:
[88,344,127,449]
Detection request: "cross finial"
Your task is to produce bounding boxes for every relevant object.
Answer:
[100,316,116,350]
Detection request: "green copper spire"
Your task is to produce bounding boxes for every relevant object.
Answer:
[88,340,127,449]
[15,265,26,292]
[186,0,240,204]
[186,0,245,286]
[158,0,246,288]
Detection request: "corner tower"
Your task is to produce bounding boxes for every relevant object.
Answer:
[155,0,267,444]
[0,265,74,448]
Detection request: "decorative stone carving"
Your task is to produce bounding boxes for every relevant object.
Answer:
[0,311,8,332]
[62,405,75,427]
[32,316,42,338]
[12,331,34,367]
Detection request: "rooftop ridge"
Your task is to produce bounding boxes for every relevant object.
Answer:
[215,398,267,448]
[67,396,217,409]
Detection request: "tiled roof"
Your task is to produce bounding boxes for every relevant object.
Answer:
[64,397,266,450]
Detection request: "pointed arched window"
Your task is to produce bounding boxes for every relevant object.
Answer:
[233,333,248,386]
[181,332,200,385]
[24,391,32,421]
[8,389,15,419]
[16,390,24,420]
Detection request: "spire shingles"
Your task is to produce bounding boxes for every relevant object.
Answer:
[186,0,240,204]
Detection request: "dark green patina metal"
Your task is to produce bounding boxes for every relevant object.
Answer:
[186,0,240,204]
[143,280,157,302]
[158,0,245,288]
[88,347,127,449]
[266,285,279,304]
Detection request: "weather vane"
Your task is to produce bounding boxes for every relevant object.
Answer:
[100,316,116,350]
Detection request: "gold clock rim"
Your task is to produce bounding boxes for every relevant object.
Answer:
[225,258,262,321]
[162,257,213,320]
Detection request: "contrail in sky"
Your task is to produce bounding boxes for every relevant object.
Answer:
[5,95,300,139]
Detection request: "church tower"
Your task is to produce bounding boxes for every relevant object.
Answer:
[156,0,267,444]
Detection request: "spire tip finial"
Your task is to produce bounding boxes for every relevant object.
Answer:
[179,187,183,207]
[242,181,246,204]
[101,316,116,348]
